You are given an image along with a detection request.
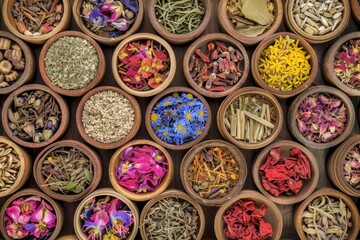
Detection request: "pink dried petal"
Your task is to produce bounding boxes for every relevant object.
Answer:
[297,120,307,133]
[5,206,20,224]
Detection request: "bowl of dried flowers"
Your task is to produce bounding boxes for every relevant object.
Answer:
[112,33,176,97]
[180,139,247,207]
[294,187,360,240]
[288,85,355,149]
[217,0,283,46]
[73,0,144,46]
[183,33,249,98]
[0,188,64,240]
[214,190,283,240]
[109,139,174,202]
[1,84,70,149]
[2,0,71,44]
[145,87,211,151]
[74,188,139,240]
[252,140,319,205]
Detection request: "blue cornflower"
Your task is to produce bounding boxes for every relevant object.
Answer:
[157,128,172,143]
[194,104,208,122]
[182,105,195,122]
[159,96,177,108]
[173,119,188,134]
[150,112,161,127]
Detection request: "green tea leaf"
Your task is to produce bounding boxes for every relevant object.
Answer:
[66,181,77,191]
[84,168,93,182]
[242,0,274,26]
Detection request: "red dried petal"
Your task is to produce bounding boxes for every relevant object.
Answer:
[153,49,169,61]
[259,218,273,238]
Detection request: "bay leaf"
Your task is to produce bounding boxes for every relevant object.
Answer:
[242,0,274,25]
[235,22,268,37]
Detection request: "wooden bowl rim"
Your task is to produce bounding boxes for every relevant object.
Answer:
[351,0,360,24]
[57,234,78,240]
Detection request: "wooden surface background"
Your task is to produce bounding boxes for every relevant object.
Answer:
[0,0,359,239]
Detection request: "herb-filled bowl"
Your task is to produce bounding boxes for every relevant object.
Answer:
[214,190,283,240]
[33,140,102,202]
[76,86,141,150]
[139,189,205,240]
[2,0,71,44]
[74,188,139,240]
[217,87,283,150]
[252,140,319,205]
[148,0,211,44]
[112,33,176,97]
[1,84,70,149]
[251,32,318,98]
[183,33,249,98]
[109,139,174,201]
[288,85,355,149]
[72,0,144,46]
[294,187,360,240]
[0,188,64,240]
[351,0,360,25]
[217,0,283,46]
[39,31,106,97]
[145,87,211,150]
[284,0,350,44]
[0,31,35,95]
[180,139,247,207]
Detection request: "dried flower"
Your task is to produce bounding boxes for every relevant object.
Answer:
[344,144,360,190]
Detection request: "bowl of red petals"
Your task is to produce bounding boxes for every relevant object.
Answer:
[252,140,319,205]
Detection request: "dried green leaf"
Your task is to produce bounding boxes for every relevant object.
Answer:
[235,22,268,37]
[84,168,93,182]
[302,225,317,235]
[242,0,274,25]
[72,186,84,194]
[302,211,314,218]
[66,181,77,191]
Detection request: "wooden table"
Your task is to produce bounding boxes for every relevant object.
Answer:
[0,0,359,239]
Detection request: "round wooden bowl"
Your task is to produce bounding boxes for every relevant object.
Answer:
[140,189,205,240]
[214,190,283,240]
[74,188,139,240]
[252,32,318,98]
[0,136,31,198]
[180,139,247,207]
[112,33,176,97]
[148,0,211,45]
[288,85,355,149]
[217,87,283,150]
[39,31,106,97]
[76,86,141,150]
[33,140,102,202]
[323,32,360,96]
[0,31,35,95]
[2,0,71,44]
[109,139,174,201]
[284,0,350,44]
[57,235,78,240]
[351,0,360,25]
[0,188,64,240]
[252,140,319,205]
[72,0,144,46]
[294,187,360,240]
[183,33,249,98]
[217,0,283,46]
[145,87,212,151]
[1,84,70,149]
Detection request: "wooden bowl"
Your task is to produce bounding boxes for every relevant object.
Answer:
[288,85,355,149]
[251,32,318,98]
[57,235,78,240]
[0,31,35,95]
[294,187,360,240]
[33,140,102,202]
[214,190,283,240]
[217,0,283,46]
[145,87,212,150]
[109,139,174,201]
[180,139,247,207]
[76,86,141,150]
[217,87,283,150]
[74,188,139,240]
[323,32,360,96]
[148,0,211,45]
[0,136,31,198]
[0,188,64,240]
[351,0,360,25]
[39,31,105,97]
[112,33,176,97]
[183,33,249,98]
[2,0,71,44]
[72,0,144,46]
[139,189,205,240]
[252,140,319,205]
[1,84,70,149]
[284,0,350,44]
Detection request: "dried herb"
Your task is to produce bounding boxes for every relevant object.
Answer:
[0,142,21,192]
[343,144,360,190]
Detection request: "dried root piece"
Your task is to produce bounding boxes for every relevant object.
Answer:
[0,81,9,88]
[13,59,25,70]
[0,73,4,82]
[0,51,3,61]
[5,71,19,82]
[0,60,13,74]
[4,49,22,62]
[11,44,21,51]
[0,38,11,50]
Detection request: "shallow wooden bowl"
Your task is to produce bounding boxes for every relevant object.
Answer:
[214,190,283,240]
[72,0,144,46]
[1,84,70,149]
[2,0,71,44]
[112,33,176,97]
[39,31,105,97]
[351,0,360,25]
